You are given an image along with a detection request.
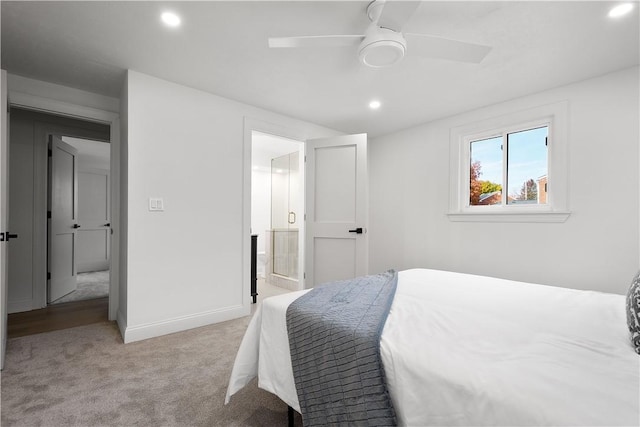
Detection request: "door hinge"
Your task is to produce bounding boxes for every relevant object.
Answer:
[47,272,51,280]
[545,137,548,147]
[47,211,51,219]
[304,155,306,163]
[304,213,306,221]
[545,183,548,192]
[48,149,52,157]
[303,272,306,279]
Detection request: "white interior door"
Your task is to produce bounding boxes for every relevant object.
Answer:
[1,69,9,369]
[77,168,110,273]
[48,135,78,302]
[305,133,368,287]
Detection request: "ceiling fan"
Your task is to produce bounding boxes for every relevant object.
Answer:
[268,0,492,68]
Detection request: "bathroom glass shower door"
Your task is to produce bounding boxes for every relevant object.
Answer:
[271,151,299,279]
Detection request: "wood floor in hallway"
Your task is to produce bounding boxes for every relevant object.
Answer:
[7,297,109,338]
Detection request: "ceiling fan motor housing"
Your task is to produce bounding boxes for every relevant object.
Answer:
[358,26,407,68]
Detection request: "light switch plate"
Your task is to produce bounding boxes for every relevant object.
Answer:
[149,197,164,211]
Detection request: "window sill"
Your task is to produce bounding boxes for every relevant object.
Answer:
[447,211,571,223]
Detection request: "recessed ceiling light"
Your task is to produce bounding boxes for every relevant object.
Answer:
[161,11,181,27]
[608,3,634,18]
[369,100,381,110]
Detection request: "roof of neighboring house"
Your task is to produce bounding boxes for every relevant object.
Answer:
[479,191,501,203]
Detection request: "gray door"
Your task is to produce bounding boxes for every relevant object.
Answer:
[305,133,368,287]
[48,135,78,302]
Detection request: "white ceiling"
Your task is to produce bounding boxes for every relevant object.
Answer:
[2,1,638,137]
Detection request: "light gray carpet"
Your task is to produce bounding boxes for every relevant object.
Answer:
[1,281,301,427]
[52,270,110,304]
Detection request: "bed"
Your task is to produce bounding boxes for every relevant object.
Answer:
[225,268,640,426]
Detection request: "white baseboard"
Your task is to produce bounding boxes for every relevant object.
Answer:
[116,309,127,342]
[121,305,250,344]
[8,299,34,314]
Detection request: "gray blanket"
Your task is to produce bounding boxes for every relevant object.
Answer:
[286,271,398,426]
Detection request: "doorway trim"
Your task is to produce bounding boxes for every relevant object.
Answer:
[8,91,120,321]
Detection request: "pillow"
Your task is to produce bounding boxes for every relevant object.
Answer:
[627,270,640,354]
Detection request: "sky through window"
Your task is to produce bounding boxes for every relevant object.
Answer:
[470,126,547,199]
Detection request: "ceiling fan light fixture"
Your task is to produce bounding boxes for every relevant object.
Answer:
[359,40,405,67]
[358,27,407,68]
[267,1,492,68]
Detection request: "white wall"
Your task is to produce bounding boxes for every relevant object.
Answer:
[121,70,339,342]
[370,66,639,295]
[251,168,270,276]
[64,136,110,171]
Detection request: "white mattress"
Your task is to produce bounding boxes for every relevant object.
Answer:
[226,269,640,426]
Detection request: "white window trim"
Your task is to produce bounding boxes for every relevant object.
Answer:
[448,101,570,223]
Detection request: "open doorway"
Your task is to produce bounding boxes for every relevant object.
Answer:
[251,131,304,295]
[48,136,111,305]
[6,108,111,337]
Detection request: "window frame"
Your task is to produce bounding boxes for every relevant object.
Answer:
[448,101,570,223]
[466,119,550,209]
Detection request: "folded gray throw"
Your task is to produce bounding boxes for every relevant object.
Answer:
[286,271,398,426]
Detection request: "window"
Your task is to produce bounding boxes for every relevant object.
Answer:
[448,101,570,223]
[468,125,548,207]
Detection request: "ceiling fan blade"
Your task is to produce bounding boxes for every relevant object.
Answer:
[377,1,421,32]
[268,35,364,48]
[405,33,492,63]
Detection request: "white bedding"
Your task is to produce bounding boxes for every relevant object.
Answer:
[226,269,640,426]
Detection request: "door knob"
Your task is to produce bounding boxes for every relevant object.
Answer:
[72,224,81,229]
[348,227,363,234]
[103,223,111,227]
[0,232,18,242]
